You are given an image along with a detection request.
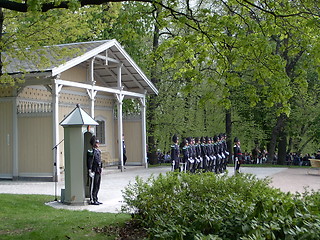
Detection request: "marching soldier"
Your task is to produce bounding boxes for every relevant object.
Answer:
[218,134,225,173]
[170,134,180,171]
[186,137,194,172]
[181,138,189,172]
[204,137,211,171]
[208,137,215,172]
[200,137,208,171]
[190,137,198,172]
[233,137,242,174]
[221,133,229,171]
[194,137,202,171]
[213,135,220,173]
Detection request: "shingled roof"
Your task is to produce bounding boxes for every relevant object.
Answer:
[4,39,158,95]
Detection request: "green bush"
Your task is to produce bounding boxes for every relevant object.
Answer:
[121,172,320,239]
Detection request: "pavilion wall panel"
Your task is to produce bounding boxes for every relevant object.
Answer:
[0,100,13,178]
[114,119,142,165]
[18,115,53,178]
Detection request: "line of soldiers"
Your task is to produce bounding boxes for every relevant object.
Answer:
[170,133,230,173]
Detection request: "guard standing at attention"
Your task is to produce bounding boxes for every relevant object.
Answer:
[87,136,103,205]
[181,138,189,172]
[171,134,180,171]
[194,137,202,171]
[233,137,242,174]
[201,137,208,171]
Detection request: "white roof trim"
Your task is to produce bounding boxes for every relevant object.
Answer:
[113,41,159,95]
[56,79,146,98]
[51,39,158,95]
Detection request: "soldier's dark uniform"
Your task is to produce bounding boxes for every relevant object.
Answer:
[200,137,207,170]
[218,134,224,173]
[170,134,180,171]
[194,137,202,171]
[87,136,103,205]
[185,137,192,171]
[221,133,229,171]
[181,138,189,172]
[208,137,215,172]
[213,135,220,173]
[233,137,242,174]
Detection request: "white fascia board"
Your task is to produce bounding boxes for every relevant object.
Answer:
[55,79,120,94]
[113,40,159,95]
[51,40,116,76]
[121,90,145,98]
[55,79,145,98]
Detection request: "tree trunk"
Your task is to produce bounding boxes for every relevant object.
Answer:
[277,130,287,165]
[267,113,287,163]
[226,108,232,163]
[147,6,160,165]
[287,137,293,154]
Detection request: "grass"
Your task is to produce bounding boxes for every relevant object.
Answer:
[0,194,130,240]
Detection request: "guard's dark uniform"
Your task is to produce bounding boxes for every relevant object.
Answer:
[171,134,180,171]
[213,135,220,173]
[171,143,180,171]
[87,142,102,204]
[181,138,189,172]
[186,137,195,172]
[221,134,229,171]
[194,137,202,171]
[201,137,208,171]
[233,137,242,174]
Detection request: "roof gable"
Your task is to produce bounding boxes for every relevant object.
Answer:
[5,39,158,95]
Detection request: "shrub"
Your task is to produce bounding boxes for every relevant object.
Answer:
[121,172,320,239]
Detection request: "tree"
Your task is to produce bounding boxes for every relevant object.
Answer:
[0,0,147,12]
[3,0,320,160]
[0,4,121,85]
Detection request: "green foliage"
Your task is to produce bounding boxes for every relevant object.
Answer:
[4,0,320,155]
[122,172,320,239]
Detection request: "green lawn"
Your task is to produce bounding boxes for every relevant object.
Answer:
[0,194,130,240]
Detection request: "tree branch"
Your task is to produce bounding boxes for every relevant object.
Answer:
[0,0,153,12]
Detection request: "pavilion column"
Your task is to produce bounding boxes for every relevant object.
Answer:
[116,64,124,171]
[116,94,124,171]
[88,57,96,117]
[52,76,62,180]
[139,94,147,168]
[89,90,96,118]
[12,91,18,179]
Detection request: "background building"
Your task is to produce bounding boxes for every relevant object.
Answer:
[0,39,158,181]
